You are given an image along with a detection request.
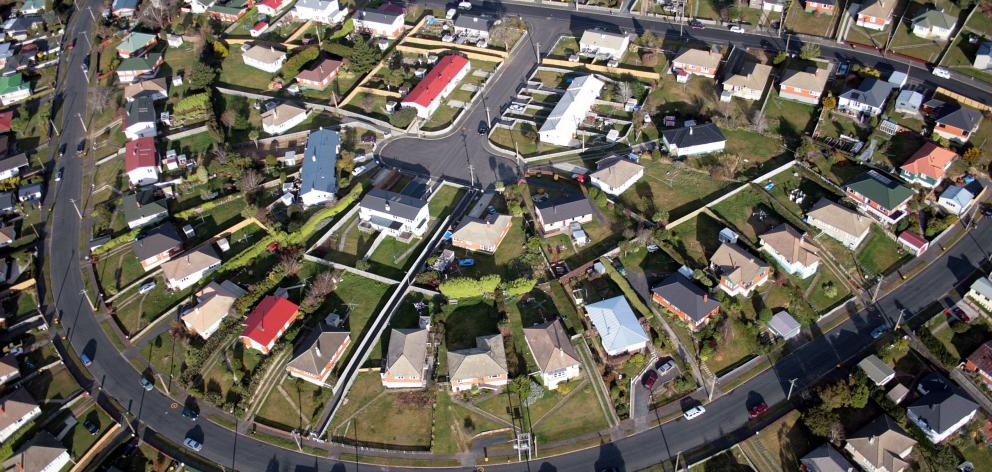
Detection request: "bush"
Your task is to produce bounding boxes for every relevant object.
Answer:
[439,275,503,299]
[501,277,536,298]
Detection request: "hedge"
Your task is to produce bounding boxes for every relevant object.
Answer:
[600,257,654,319]
[91,228,141,256]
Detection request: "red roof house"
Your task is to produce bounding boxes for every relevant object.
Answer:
[296,58,342,90]
[0,111,13,133]
[240,295,300,354]
[897,230,928,257]
[401,55,471,119]
[966,341,992,389]
[899,142,957,189]
[250,21,269,37]
[257,0,284,15]
[124,137,159,186]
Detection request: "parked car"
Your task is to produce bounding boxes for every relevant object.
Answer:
[729,25,745,33]
[688,19,703,29]
[933,67,952,79]
[55,168,63,182]
[748,402,768,418]
[478,120,489,135]
[58,143,66,158]
[183,437,202,451]
[182,405,199,421]
[946,306,971,322]
[642,370,659,389]
[836,62,850,77]
[76,140,86,156]
[139,376,154,391]
[870,325,889,339]
[458,1,472,10]
[83,420,99,435]
[656,359,675,375]
[138,281,156,294]
[683,405,706,420]
[80,353,92,366]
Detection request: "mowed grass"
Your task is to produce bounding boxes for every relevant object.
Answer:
[324,273,394,371]
[449,216,528,280]
[255,376,334,431]
[95,249,147,296]
[432,389,506,454]
[367,236,419,280]
[329,372,384,435]
[345,390,435,447]
[218,48,278,90]
[316,214,377,265]
[113,274,193,336]
[855,225,908,277]
[531,382,609,443]
[616,160,733,222]
[785,6,837,37]
[704,318,758,375]
[710,186,791,243]
[62,405,114,459]
[763,90,818,145]
[668,211,725,266]
[25,365,81,402]
[140,331,187,385]
[442,297,500,351]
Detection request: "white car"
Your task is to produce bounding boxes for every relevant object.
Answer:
[458,1,472,10]
[683,405,706,420]
[183,437,202,451]
[138,281,156,294]
[729,25,745,33]
[933,67,951,79]
[352,165,369,176]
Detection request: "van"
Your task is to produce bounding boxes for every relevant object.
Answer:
[933,67,951,79]
[683,405,706,420]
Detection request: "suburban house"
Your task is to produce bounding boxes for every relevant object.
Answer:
[844,415,916,472]
[895,89,924,115]
[116,53,163,83]
[768,311,801,340]
[897,230,929,256]
[710,242,771,297]
[722,61,772,101]
[112,0,139,16]
[966,276,992,312]
[451,213,513,254]
[533,194,594,234]
[124,77,168,102]
[671,48,722,79]
[523,319,581,390]
[965,340,992,389]
[588,156,644,196]
[240,295,300,354]
[0,355,18,386]
[447,334,508,392]
[381,323,430,388]
[858,354,896,386]
[801,443,858,472]
[18,0,45,14]
[2,15,44,41]
[453,14,494,39]
[122,190,169,229]
[124,97,158,140]
[938,181,983,215]
[132,223,182,271]
[899,142,957,188]
[803,0,835,14]
[0,110,12,133]
[0,153,27,181]
[762,0,784,12]
[0,73,29,106]
[930,100,983,143]
[0,192,14,214]
[181,281,245,339]
[261,103,309,135]
[299,128,339,207]
[117,31,158,58]
[296,57,341,90]
[208,0,254,22]
[661,122,727,157]
[0,389,40,444]
[759,224,820,279]
[585,295,649,356]
[856,0,896,30]
[0,226,15,247]
[538,74,604,147]
[779,67,829,105]
[578,30,630,60]
[911,9,956,40]
[401,54,471,119]
[162,246,222,291]
[806,197,873,249]
[838,78,895,118]
[353,5,405,38]
[844,170,914,225]
[907,374,978,443]
[1,431,70,472]
[17,183,41,203]
[651,273,721,330]
[975,42,992,69]
[358,188,430,238]
[286,331,351,386]
[243,45,287,73]
[256,0,287,15]
[291,0,347,24]
[125,137,159,186]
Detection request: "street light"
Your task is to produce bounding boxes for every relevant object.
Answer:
[68,198,83,219]
[787,378,798,400]
[77,113,87,133]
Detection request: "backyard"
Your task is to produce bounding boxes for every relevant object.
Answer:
[617,159,734,222]
[855,225,908,277]
[255,376,335,431]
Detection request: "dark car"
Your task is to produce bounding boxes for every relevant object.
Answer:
[946,307,971,322]
[83,420,99,435]
[76,140,86,155]
[688,19,704,29]
[478,121,489,135]
[642,370,659,389]
[770,21,780,30]
[182,406,199,421]
[748,402,768,418]
[58,143,66,158]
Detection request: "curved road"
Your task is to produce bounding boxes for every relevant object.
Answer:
[43,1,992,470]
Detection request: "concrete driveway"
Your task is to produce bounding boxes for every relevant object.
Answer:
[631,357,681,419]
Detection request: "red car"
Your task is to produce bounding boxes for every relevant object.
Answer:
[748,402,768,418]
[946,307,971,322]
[642,370,659,390]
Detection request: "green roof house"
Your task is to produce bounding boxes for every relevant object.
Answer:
[117,31,158,58]
[0,73,30,106]
[844,170,914,225]
[116,53,163,83]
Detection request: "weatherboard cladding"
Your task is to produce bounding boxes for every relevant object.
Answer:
[534,195,594,226]
[846,171,914,211]
[402,55,469,108]
[908,374,979,434]
[661,123,725,148]
[359,188,428,221]
[300,128,339,197]
[132,223,182,261]
[651,273,720,323]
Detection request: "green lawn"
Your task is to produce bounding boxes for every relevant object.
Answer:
[25,365,81,402]
[329,372,384,435]
[313,214,377,265]
[488,123,570,157]
[201,342,264,405]
[764,90,818,145]
[802,267,852,313]
[710,186,801,244]
[668,211,726,266]
[724,130,789,179]
[422,104,462,132]
[169,131,215,157]
[442,297,499,351]
[113,274,193,336]
[321,272,394,370]
[140,331,187,385]
[428,185,465,218]
[95,249,146,296]
[367,236,419,280]
[855,225,908,277]
[617,160,733,222]
[255,376,334,431]
[531,383,609,443]
[703,318,759,375]
[218,49,278,90]
[176,198,248,247]
[93,157,125,190]
[448,216,529,280]
[62,405,114,459]
[341,389,435,448]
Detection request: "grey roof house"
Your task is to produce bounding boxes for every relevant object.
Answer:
[908,373,978,442]
[858,354,895,386]
[16,182,41,202]
[650,273,720,330]
[838,78,895,117]
[453,14,493,38]
[661,122,727,157]
[768,311,801,340]
[800,443,858,472]
[358,188,431,238]
[299,128,339,207]
[132,223,183,271]
[382,326,429,388]
[534,194,594,233]
[122,190,169,229]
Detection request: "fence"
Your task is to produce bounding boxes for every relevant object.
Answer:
[395,44,504,62]
[164,124,209,141]
[541,58,661,81]
[403,36,509,58]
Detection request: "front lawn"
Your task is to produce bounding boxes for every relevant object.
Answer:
[95,249,146,296]
[140,331,187,386]
[342,389,435,448]
[62,406,113,459]
[428,185,465,218]
[855,225,908,277]
[616,160,733,222]
[112,274,193,336]
[785,7,837,37]
[531,382,609,443]
[25,365,81,402]
[218,49,279,90]
[255,376,334,431]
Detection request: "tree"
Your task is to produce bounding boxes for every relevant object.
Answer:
[850,381,870,408]
[249,130,260,148]
[800,43,821,60]
[963,146,981,161]
[301,271,337,313]
[219,110,236,131]
[282,46,319,81]
[773,51,788,65]
[278,249,301,276]
[509,376,531,397]
[501,278,536,298]
[349,36,381,76]
[239,169,262,197]
[803,405,842,438]
[821,93,837,110]
[212,40,229,59]
[816,379,851,410]
[138,0,178,30]
[186,63,217,90]
[264,154,278,169]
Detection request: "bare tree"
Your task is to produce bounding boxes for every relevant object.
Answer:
[87,85,114,111]
[301,271,338,313]
[278,250,301,276]
[138,0,179,30]
[219,110,236,131]
[618,82,633,104]
[169,320,189,341]
[239,169,262,194]
[210,146,229,165]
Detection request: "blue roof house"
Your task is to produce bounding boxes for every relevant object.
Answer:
[299,128,339,207]
[584,295,649,356]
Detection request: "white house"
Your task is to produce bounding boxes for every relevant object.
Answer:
[0,389,40,444]
[353,5,405,38]
[534,194,594,234]
[299,128,339,207]
[523,320,581,390]
[806,198,872,249]
[538,74,604,147]
[0,73,30,106]
[243,45,287,73]
[759,224,820,279]
[124,97,158,141]
[125,137,159,186]
[261,103,308,135]
[662,122,726,157]
[589,156,644,196]
[938,182,983,216]
[358,188,431,238]
[908,374,978,443]
[585,296,649,356]
[722,62,772,102]
[578,30,630,60]
[181,281,245,340]
[291,0,347,23]
[400,55,470,119]
[256,0,286,15]
[911,10,956,41]
[975,42,992,70]
[162,246,222,291]
[0,154,28,181]
[453,14,494,39]
[838,78,895,118]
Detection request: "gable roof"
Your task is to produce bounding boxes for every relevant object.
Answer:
[118,53,162,72]
[840,78,895,109]
[908,374,979,435]
[759,224,819,267]
[355,5,403,24]
[287,331,350,375]
[970,277,992,301]
[780,67,830,92]
[118,31,157,54]
[579,30,629,51]
[451,213,512,250]
[0,110,13,132]
[710,242,769,286]
[2,431,66,472]
[262,103,306,129]
[723,61,772,92]
[448,334,507,381]
[0,389,38,432]
[846,415,916,472]
[901,142,957,181]
[0,354,18,381]
[807,197,872,238]
[801,443,858,472]
[769,311,801,337]
[858,354,896,385]
[125,97,156,125]
[672,48,722,69]
[161,246,221,282]
[182,281,245,336]
[912,9,956,30]
[935,103,983,131]
[244,45,286,65]
[940,183,980,208]
[662,123,726,149]
[297,57,341,83]
[454,14,494,32]
[534,194,594,226]
[300,128,338,197]
[132,223,182,261]
[651,273,720,323]
[585,296,649,354]
[0,153,27,174]
[122,190,168,223]
[241,295,300,347]
[402,54,469,108]
[860,0,896,19]
[523,319,580,373]
[385,327,428,378]
[846,171,914,211]
[0,225,15,245]
[0,73,27,95]
[360,188,428,221]
[125,136,157,172]
[124,77,168,101]
[590,156,644,190]
[967,340,992,374]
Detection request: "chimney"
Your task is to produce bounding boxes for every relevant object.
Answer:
[314,341,322,358]
[869,435,877,444]
[385,202,391,212]
[703,294,708,302]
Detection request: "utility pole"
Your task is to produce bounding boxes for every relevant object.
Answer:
[674,451,683,471]
[68,198,82,219]
[468,164,475,188]
[787,378,798,400]
[534,41,540,61]
[77,113,87,133]
[894,308,906,330]
[785,34,792,55]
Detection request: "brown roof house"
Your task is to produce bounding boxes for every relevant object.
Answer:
[779,67,830,105]
[1,431,70,472]
[709,242,771,297]
[523,319,581,390]
[759,224,820,279]
[451,214,513,254]
[286,331,351,386]
[722,61,772,101]
[447,335,508,392]
[844,415,916,472]
[261,103,309,136]
[806,197,872,249]
[123,77,168,102]
[181,280,246,340]
[588,156,644,196]
[0,389,41,444]
[162,246,221,291]
[0,354,18,386]
[965,340,992,390]
[381,321,430,389]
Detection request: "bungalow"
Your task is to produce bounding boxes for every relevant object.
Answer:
[299,128,338,207]
[965,340,992,389]
[2,432,71,472]
[125,136,159,186]
[381,323,430,388]
[0,73,29,106]
[124,77,168,102]
[858,354,896,386]
[401,54,470,119]
[759,224,820,279]
[895,89,924,115]
[0,389,40,444]
[806,197,872,249]
[585,296,649,356]
[856,0,896,30]
[291,0,347,24]
[0,355,18,386]
[240,295,300,354]
[538,74,604,147]
[454,14,494,39]
[722,62,772,102]
[0,153,27,181]
[938,181,983,216]
[651,273,720,330]
[533,194,594,234]
[2,15,43,41]
[111,0,139,17]
[162,246,221,291]
[662,122,727,157]
[117,31,158,58]
[451,213,512,254]
[132,223,182,271]
[803,0,835,14]
[296,57,341,90]
[588,156,644,196]
[930,100,983,144]
[838,78,895,118]
[779,67,830,105]
[256,0,286,15]
[523,320,581,390]
[897,230,929,257]
[124,97,158,141]
[243,45,286,73]
[353,5,405,38]
[358,188,430,238]
[116,53,163,83]
[844,170,914,225]
[911,10,956,41]
[762,0,784,12]
[261,103,308,135]
[844,416,916,472]
[16,183,41,202]
[286,331,351,386]
[182,281,245,339]
[448,334,508,392]
[122,190,169,229]
[801,444,858,472]
[908,374,978,443]
[671,48,722,79]
[579,30,630,61]
[710,243,771,297]
[966,276,992,312]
